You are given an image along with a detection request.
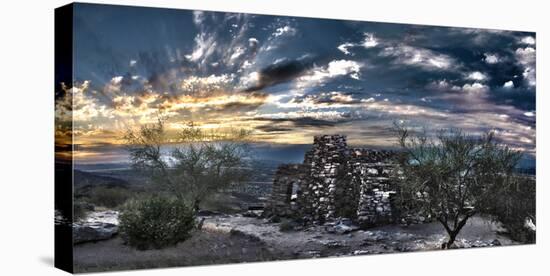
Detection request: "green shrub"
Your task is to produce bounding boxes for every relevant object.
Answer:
[89,187,132,209]
[119,196,196,250]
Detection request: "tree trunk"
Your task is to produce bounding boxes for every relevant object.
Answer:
[443,231,458,249]
[193,199,201,213]
[441,214,473,249]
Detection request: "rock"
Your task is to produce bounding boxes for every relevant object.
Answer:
[301,250,321,258]
[242,210,262,218]
[321,240,344,248]
[491,239,502,246]
[73,223,117,244]
[353,250,369,255]
[336,224,355,234]
[323,218,359,234]
[73,210,119,244]
[196,209,223,216]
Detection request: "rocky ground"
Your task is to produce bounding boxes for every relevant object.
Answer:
[73,211,519,272]
[200,213,516,257]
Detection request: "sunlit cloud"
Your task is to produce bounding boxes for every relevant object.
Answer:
[55,81,114,122]
[296,60,362,89]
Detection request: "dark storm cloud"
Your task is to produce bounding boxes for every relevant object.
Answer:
[252,116,354,129]
[255,124,294,133]
[243,56,321,92]
[215,99,268,113]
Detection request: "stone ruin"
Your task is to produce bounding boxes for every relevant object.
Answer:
[265,134,400,227]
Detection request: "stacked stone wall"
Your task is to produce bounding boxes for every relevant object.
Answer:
[304,135,348,221]
[265,164,309,217]
[266,135,407,227]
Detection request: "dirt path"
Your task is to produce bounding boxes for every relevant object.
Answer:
[74,215,518,272]
[201,215,517,258]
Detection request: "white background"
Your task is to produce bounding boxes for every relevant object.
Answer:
[0,0,547,275]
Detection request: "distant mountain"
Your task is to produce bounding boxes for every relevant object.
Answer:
[74,169,129,189]
[74,162,131,171]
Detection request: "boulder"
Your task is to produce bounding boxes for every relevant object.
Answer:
[73,210,119,244]
[324,218,359,234]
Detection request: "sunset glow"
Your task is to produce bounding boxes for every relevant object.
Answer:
[55,5,536,165]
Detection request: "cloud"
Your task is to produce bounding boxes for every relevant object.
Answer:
[185,12,255,71]
[68,7,536,160]
[522,68,536,87]
[515,47,536,86]
[229,46,246,62]
[253,110,352,126]
[337,42,355,55]
[180,74,235,96]
[272,25,296,37]
[255,124,294,133]
[243,56,317,92]
[362,33,378,48]
[427,79,488,94]
[55,81,113,122]
[337,33,378,56]
[296,60,362,89]
[380,44,456,71]
[503,80,514,89]
[192,11,205,25]
[483,53,500,64]
[185,33,217,64]
[254,116,342,129]
[248,37,259,47]
[516,47,536,65]
[520,36,536,45]
[280,91,361,109]
[427,79,461,92]
[153,91,269,122]
[461,82,489,94]
[466,71,488,81]
[111,93,160,120]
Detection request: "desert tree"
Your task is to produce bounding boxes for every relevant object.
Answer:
[123,117,252,212]
[393,123,522,248]
[486,174,536,243]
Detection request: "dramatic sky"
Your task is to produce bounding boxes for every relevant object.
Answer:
[56,3,536,164]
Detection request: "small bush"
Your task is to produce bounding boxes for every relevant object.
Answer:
[119,196,196,250]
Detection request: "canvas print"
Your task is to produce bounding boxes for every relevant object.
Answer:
[55,3,536,273]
